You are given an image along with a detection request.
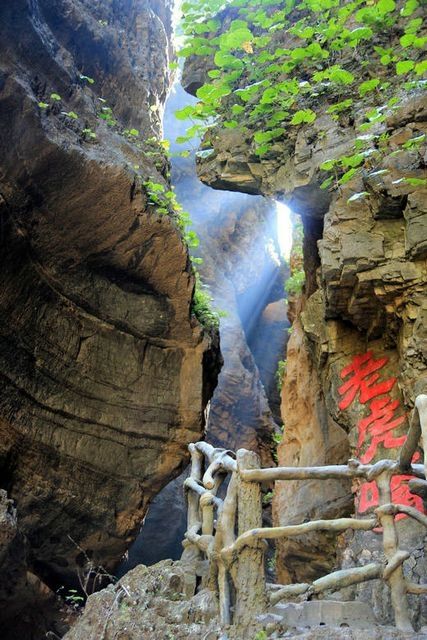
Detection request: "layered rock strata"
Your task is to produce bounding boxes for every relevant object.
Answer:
[0,0,220,612]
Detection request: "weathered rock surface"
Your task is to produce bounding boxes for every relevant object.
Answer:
[266,117,426,618]
[257,102,426,616]
[0,0,220,616]
[184,2,427,626]
[62,557,427,640]
[274,628,427,640]
[0,489,76,640]
[197,195,286,459]
[63,559,220,640]
[273,313,353,585]
[0,489,26,610]
[166,85,287,457]
[337,522,427,629]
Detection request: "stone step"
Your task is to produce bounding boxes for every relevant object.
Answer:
[269,599,377,629]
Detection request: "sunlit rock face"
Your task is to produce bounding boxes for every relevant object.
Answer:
[273,95,427,602]
[272,310,353,585]
[63,556,427,640]
[0,0,221,624]
[183,10,427,627]
[121,83,289,569]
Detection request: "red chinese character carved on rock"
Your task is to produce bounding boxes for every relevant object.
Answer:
[339,351,424,519]
[357,397,406,463]
[338,351,396,410]
[390,476,424,519]
[359,475,424,519]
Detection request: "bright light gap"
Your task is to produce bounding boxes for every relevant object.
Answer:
[276,202,293,260]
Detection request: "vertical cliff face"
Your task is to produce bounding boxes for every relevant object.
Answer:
[195,97,427,620]
[186,16,427,624]
[275,102,427,593]
[0,0,221,627]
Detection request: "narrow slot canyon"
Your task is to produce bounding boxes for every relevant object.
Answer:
[119,80,290,571]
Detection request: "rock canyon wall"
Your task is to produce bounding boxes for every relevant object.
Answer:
[183,1,427,626]
[0,0,426,636]
[0,0,221,633]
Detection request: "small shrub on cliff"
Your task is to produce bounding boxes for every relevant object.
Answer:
[64,589,84,609]
[262,490,274,505]
[285,269,305,296]
[275,359,287,391]
[272,430,283,445]
[285,216,305,297]
[143,179,201,251]
[267,550,277,572]
[142,180,221,332]
[192,275,221,331]
[271,424,284,463]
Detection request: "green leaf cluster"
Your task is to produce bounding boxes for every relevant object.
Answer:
[275,359,287,391]
[192,274,221,331]
[177,0,426,191]
[285,269,305,295]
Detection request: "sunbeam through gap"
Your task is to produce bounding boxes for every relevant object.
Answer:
[276,201,293,260]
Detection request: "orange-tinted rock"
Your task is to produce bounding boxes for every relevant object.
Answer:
[273,314,352,584]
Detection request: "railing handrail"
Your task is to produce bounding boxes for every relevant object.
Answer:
[182,395,427,633]
[240,459,425,482]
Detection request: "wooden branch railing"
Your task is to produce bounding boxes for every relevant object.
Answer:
[181,395,427,632]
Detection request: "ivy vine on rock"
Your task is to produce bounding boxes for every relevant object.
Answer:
[176,0,426,190]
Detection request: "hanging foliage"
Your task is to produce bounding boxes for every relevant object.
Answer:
[176,0,426,189]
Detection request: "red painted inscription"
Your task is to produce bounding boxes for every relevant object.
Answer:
[338,351,424,517]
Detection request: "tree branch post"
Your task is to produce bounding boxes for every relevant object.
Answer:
[376,471,413,632]
[215,472,237,625]
[181,443,204,597]
[233,449,267,626]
